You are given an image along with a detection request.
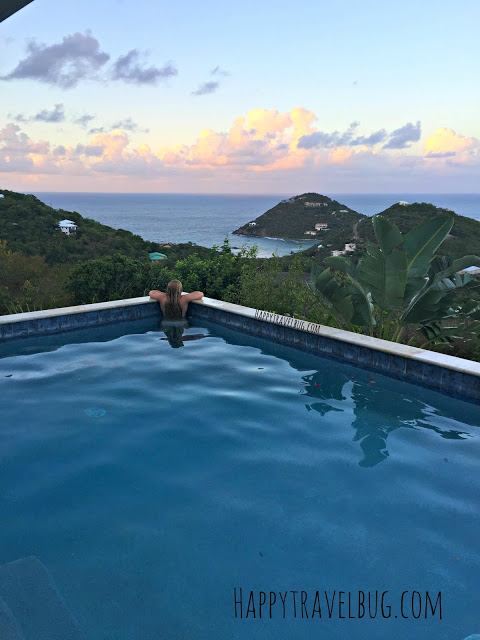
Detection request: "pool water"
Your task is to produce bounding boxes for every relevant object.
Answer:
[0,318,479,640]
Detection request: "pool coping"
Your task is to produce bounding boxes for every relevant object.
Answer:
[1,295,479,401]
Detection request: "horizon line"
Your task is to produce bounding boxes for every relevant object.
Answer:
[24,191,480,196]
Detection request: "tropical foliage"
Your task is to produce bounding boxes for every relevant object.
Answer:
[311,215,480,348]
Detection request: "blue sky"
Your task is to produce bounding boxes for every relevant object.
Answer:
[0,0,479,192]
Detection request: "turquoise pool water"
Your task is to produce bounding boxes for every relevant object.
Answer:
[0,318,479,640]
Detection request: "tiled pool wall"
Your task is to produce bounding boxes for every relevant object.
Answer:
[1,296,479,403]
[189,303,480,403]
[0,298,159,340]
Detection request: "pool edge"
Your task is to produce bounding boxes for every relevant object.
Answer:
[1,296,479,402]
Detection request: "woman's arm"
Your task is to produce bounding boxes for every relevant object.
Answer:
[149,290,167,301]
[181,291,204,302]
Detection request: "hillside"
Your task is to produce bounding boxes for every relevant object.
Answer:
[0,189,211,266]
[269,198,480,266]
[232,193,363,240]
[355,201,480,259]
[0,189,211,315]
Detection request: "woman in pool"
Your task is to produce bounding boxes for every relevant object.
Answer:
[149,280,204,319]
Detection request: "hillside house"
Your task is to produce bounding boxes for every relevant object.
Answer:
[148,252,167,261]
[248,222,257,226]
[458,266,480,275]
[331,249,346,257]
[344,243,356,252]
[339,209,348,213]
[398,201,409,206]
[304,230,317,235]
[305,202,327,207]
[0,194,4,198]
[58,219,77,236]
[315,223,329,231]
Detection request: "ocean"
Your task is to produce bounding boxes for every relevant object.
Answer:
[31,192,480,258]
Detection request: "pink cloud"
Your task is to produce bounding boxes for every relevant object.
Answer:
[1,112,480,192]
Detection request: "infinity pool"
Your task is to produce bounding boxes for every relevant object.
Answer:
[0,318,479,640]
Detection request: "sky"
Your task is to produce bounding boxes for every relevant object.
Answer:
[0,0,479,193]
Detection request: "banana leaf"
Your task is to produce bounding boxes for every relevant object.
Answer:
[311,265,355,324]
[419,320,480,345]
[358,242,408,310]
[403,217,454,277]
[324,255,374,326]
[372,215,403,254]
[403,272,477,324]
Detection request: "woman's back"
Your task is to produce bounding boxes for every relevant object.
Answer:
[149,280,204,319]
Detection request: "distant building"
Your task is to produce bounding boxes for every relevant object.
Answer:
[317,244,324,249]
[148,252,167,261]
[58,219,77,236]
[344,243,356,252]
[339,209,348,213]
[304,230,317,235]
[315,223,329,231]
[305,202,327,207]
[248,222,257,226]
[398,201,409,206]
[331,249,346,257]
[458,266,480,275]
[0,194,4,199]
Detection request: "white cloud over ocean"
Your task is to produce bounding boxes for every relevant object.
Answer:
[1,109,480,191]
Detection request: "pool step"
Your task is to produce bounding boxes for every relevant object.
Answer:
[0,556,85,640]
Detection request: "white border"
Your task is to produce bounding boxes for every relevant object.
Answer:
[1,296,479,378]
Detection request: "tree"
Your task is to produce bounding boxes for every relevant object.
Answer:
[311,215,480,347]
[67,254,149,304]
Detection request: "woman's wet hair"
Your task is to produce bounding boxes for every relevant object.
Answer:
[164,280,183,319]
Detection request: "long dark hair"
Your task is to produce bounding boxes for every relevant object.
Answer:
[164,280,183,319]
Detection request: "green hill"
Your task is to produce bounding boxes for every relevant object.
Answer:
[232,193,362,240]
[356,201,480,259]
[0,189,211,315]
[0,189,210,266]
[264,197,480,266]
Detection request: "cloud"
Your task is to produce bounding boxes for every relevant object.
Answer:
[9,104,66,124]
[110,117,149,133]
[192,66,230,96]
[297,122,360,149]
[192,81,220,96]
[1,33,110,88]
[298,123,413,150]
[2,113,479,193]
[383,121,421,149]
[111,49,177,85]
[351,129,387,145]
[424,127,480,161]
[34,104,66,123]
[0,123,35,171]
[74,113,96,127]
[74,144,104,157]
[87,117,148,135]
[211,66,230,76]
[88,127,106,135]
[425,151,456,158]
[2,34,177,89]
